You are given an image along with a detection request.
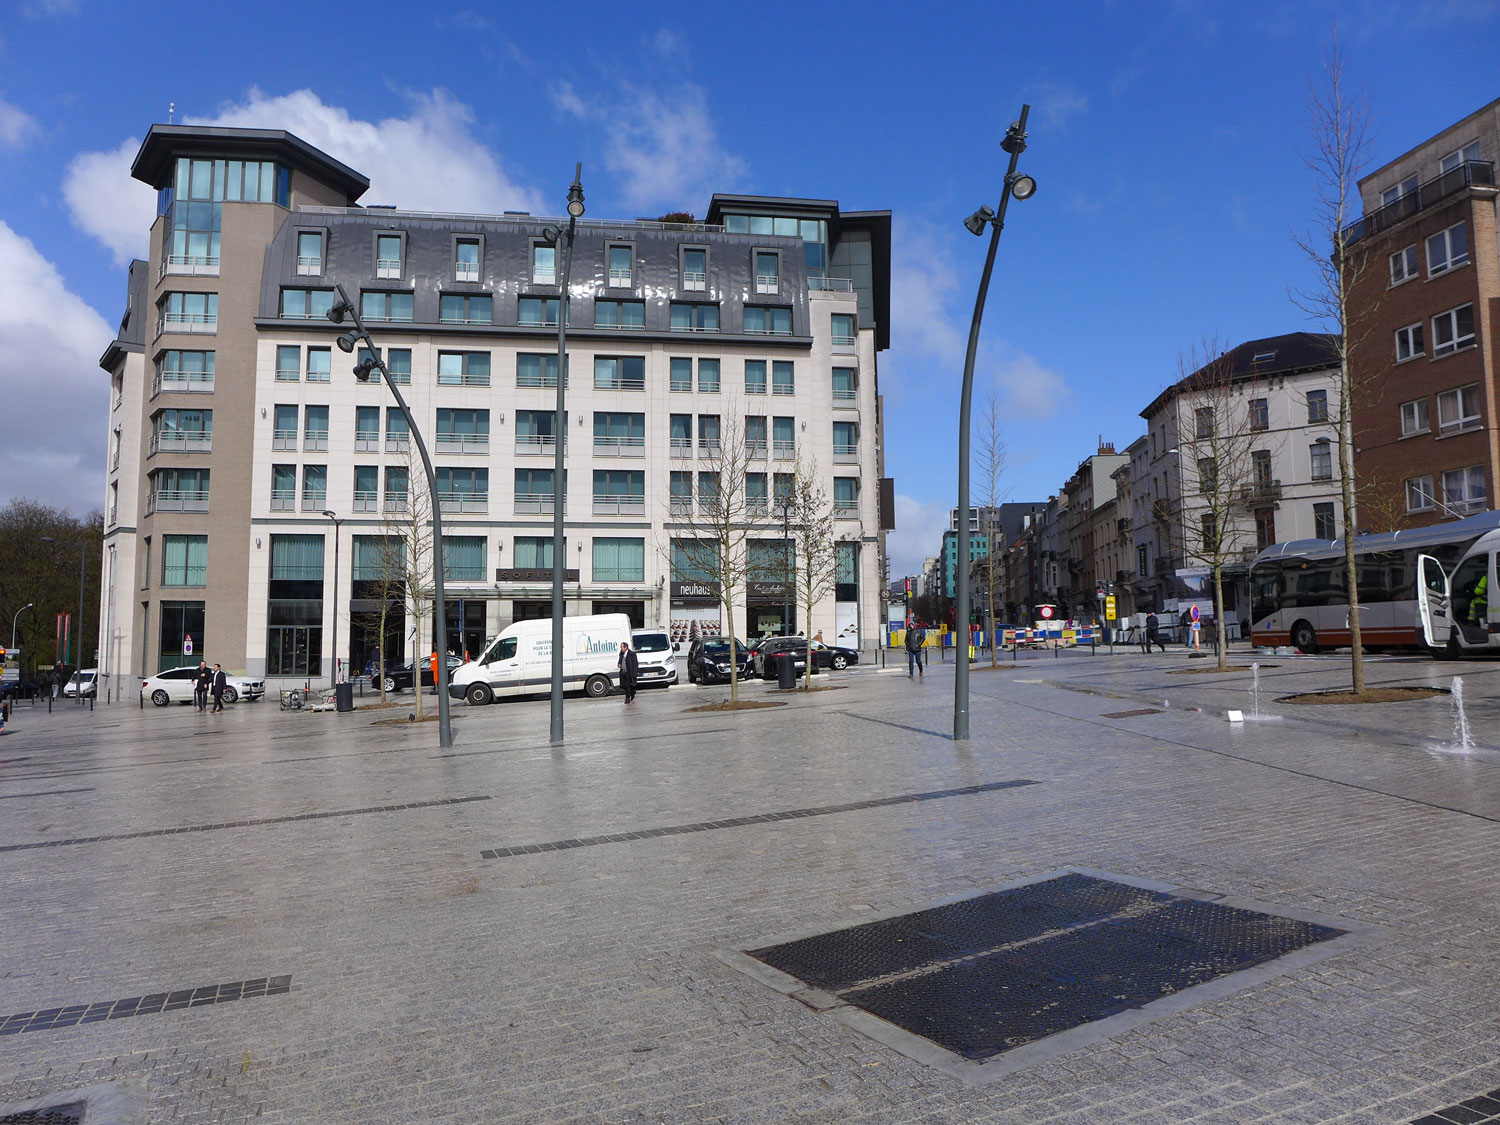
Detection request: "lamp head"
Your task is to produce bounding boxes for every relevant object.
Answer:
[1007,172,1038,201]
[540,227,560,246]
[353,357,378,382]
[963,205,995,237]
[326,299,354,325]
[336,331,360,353]
[566,162,585,218]
[1000,120,1028,155]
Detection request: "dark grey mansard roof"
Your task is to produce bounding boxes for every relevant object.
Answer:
[256,210,817,344]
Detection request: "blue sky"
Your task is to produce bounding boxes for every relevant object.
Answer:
[2,0,1498,577]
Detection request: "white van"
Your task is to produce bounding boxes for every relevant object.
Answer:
[450,614,633,706]
[630,628,677,687]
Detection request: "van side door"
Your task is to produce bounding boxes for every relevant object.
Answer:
[1416,554,1452,649]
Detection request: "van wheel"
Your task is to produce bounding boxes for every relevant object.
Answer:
[585,674,611,698]
[151,689,170,707]
[1290,620,1317,654]
[465,682,493,706]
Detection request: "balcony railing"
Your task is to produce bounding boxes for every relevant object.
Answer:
[831,333,856,348]
[1343,160,1495,245]
[833,497,859,516]
[275,367,300,382]
[833,386,858,402]
[108,504,118,526]
[383,495,409,514]
[1239,479,1283,505]
[159,313,217,335]
[454,261,480,282]
[146,488,209,514]
[808,276,854,292]
[150,430,212,454]
[354,433,380,452]
[681,270,706,291]
[353,490,379,513]
[594,376,645,391]
[746,440,767,460]
[669,498,693,517]
[270,489,296,511]
[304,429,329,451]
[593,496,645,516]
[834,442,858,463]
[698,440,722,459]
[670,437,693,457]
[272,428,298,450]
[154,371,214,396]
[162,254,219,277]
[301,492,328,512]
[515,433,558,454]
[376,258,402,278]
[594,435,645,456]
[436,434,490,454]
[296,255,322,275]
[755,275,779,294]
[773,439,796,460]
[386,435,410,453]
[514,492,556,515]
[1117,516,1132,533]
[608,267,632,286]
[772,382,795,396]
[517,372,563,388]
[532,266,556,284]
[747,499,769,517]
[437,492,488,514]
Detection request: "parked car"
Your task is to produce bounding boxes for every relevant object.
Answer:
[142,667,265,706]
[685,636,750,685]
[2,680,40,701]
[810,639,860,670]
[380,654,464,693]
[63,668,99,698]
[630,628,677,688]
[752,637,819,679]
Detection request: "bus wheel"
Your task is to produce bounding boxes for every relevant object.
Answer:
[1290,620,1317,653]
[465,682,493,706]
[585,674,611,698]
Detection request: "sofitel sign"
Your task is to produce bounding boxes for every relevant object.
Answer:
[495,568,579,583]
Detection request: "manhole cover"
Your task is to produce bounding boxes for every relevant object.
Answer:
[0,1103,85,1124]
[726,868,1378,1080]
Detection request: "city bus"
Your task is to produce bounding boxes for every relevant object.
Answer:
[1249,510,1500,655]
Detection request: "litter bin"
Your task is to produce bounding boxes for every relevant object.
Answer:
[777,653,796,689]
[335,682,354,712]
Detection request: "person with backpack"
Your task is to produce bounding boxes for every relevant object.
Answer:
[905,619,927,679]
[1143,611,1166,653]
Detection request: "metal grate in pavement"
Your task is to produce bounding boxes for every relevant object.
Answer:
[0,975,290,1035]
[479,779,1039,859]
[740,871,1348,1068]
[0,1105,85,1125]
[1411,1088,1500,1123]
[0,795,490,853]
[1100,708,1161,718]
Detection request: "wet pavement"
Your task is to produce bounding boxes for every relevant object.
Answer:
[2,647,1499,1122]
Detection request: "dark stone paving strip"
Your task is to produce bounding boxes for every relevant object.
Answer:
[0,788,95,800]
[0,975,291,1035]
[479,780,1039,860]
[1410,1087,1500,1123]
[839,712,952,740]
[0,795,492,853]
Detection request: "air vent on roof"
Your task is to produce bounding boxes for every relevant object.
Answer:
[366,204,397,209]
[1252,351,1276,362]
[504,211,530,216]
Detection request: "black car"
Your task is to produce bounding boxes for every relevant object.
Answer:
[752,637,819,679]
[379,655,464,693]
[810,640,860,670]
[685,636,749,684]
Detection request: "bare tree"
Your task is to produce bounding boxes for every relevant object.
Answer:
[1291,39,1376,693]
[360,447,434,716]
[1171,337,1265,670]
[787,459,841,690]
[659,408,759,704]
[974,392,1008,665]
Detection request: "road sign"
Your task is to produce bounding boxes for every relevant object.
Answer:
[184,634,193,656]
[1105,595,1117,621]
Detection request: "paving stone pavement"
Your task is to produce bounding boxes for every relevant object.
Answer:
[2,648,1500,1122]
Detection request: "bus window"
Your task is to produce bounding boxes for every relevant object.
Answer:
[1357,552,1400,604]
[1289,558,1344,607]
[1251,568,1279,623]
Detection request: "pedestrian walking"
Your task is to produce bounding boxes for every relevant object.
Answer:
[1144,611,1167,653]
[193,660,212,711]
[905,619,927,678]
[617,642,639,703]
[209,663,227,712]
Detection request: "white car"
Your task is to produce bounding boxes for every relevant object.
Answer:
[142,667,265,706]
[630,629,678,688]
[63,669,99,697]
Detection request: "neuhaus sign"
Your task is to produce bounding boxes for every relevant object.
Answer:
[671,580,720,604]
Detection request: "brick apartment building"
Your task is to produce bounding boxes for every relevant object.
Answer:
[1347,99,1498,525]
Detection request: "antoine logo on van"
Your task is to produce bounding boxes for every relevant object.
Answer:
[573,634,616,657]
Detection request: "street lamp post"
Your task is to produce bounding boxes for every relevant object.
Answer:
[328,287,453,747]
[954,105,1036,742]
[321,510,343,688]
[11,602,34,651]
[542,165,586,745]
[40,537,88,703]
[780,498,792,636]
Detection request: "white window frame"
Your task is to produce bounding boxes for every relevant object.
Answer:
[1439,140,1482,174]
[1309,442,1333,482]
[1427,222,1469,277]
[1388,245,1418,286]
[1442,465,1487,515]
[1399,398,1430,437]
[1405,475,1435,513]
[1436,384,1481,435]
[1395,323,1424,363]
[1432,304,1475,357]
[532,242,556,286]
[1381,174,1417,206]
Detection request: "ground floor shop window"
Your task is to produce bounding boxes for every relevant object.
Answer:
[267,599,322,676]
[442,599,487,660]
[592,600,644,628]
[158,600,204,671]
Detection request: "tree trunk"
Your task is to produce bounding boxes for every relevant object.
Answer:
[987,574,998,667]
[724,598,739,704]
[1212,563,1227,671]
[1339,405,1364,694]
[377,603,388,702]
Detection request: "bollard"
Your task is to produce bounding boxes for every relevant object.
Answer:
[139,688,144,710]
[47,693,52,713]
[89,694,94,712]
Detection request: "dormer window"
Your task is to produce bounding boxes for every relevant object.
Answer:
[608,245,632,287]
[296,231,323,275]
[755,252,780,295]
[532,243,556,285]
[376,234,403,279]
[455,238,480,282]
[681,248,707,292]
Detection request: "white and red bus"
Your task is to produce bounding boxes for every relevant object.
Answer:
[1249,510,1500,654]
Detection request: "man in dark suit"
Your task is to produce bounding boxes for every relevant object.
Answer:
[193,660,212,711]
[617,643,639,704]
[210,663,227,712]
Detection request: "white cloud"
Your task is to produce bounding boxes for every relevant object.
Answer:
[0,97,39,147]
[553,81,746,214]
[1025,81,1089,132]
[888,495,951,579]
[983,349,1070,420]
[62,138,154,267]
[62,88,545,264]
[0,221,113,516]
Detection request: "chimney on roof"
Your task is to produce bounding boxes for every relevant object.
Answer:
[1098,440,1115,455]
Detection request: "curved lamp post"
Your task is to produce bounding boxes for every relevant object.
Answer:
[321,510,343,688]
[11,602,34,651]
[954,105,1036,742]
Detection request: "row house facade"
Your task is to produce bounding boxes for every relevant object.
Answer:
[98,124,893,684]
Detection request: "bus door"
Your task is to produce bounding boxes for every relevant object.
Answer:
[1416,554,1452,649]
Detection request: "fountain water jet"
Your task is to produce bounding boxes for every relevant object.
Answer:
[1452,676,1474,751]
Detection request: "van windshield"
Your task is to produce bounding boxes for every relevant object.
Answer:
[633,634,670,653]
